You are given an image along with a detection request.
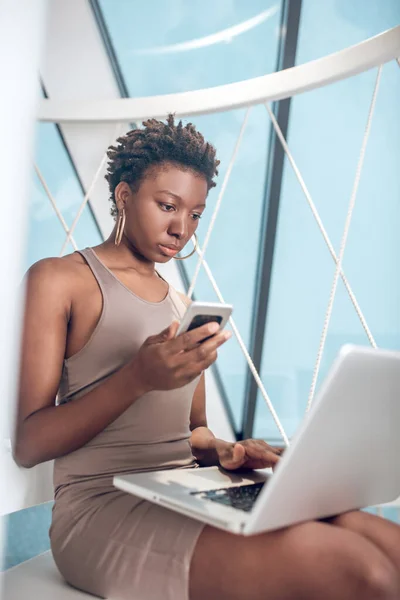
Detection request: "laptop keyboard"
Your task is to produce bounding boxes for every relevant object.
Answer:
[191,482,265,512]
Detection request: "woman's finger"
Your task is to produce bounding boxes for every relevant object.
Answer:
[169,321,221,353]
[177,330,231,366]
[219,443,245,469]
[256,440,282,455]
[239,441,274,458]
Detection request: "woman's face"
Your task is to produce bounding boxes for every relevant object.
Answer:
[115,163,208,263]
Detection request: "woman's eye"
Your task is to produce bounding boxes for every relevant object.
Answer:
[192,213,202,221]
[160,203,175,212]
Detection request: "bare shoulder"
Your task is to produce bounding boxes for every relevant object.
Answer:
[25,252,87,305]
[27,252,82,283]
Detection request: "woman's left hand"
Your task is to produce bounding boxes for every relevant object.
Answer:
[216,439,283,471]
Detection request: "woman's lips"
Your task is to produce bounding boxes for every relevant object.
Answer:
[158,244,179,257]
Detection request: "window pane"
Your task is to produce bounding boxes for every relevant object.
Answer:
[297,0,400,61]
[98,0,282,94]
[25,122,103,271]
[254,2,400,442]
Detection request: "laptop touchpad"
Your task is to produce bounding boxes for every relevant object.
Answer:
[151,467,270,493]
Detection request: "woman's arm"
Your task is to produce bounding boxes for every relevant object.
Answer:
[189,374,229,466]
[15,262,228,469]
[14,259,149,468]
[189,374,283,470]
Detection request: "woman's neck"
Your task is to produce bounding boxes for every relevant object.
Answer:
[95,238,156,278]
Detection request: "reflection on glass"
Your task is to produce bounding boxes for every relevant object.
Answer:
[98,0,282,94]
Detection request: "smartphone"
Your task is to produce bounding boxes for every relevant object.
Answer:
[176,301,233,339]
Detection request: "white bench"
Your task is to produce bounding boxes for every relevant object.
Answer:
[3,551,102,600]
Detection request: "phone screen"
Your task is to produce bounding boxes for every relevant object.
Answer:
[186,315,223,342]
[187,315,223,332]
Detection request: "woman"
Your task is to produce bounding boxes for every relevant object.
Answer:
[15,115,400,600]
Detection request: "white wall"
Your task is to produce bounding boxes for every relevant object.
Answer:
[0,0,48,517]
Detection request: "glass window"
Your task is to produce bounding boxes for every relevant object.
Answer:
[254,1,400,442]
[296,0,400,61]
[25,122,102,271]
[98,0,282,94]
[4,503,52,569]
[96,0,399,439]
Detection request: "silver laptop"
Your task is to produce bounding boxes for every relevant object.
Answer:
[113,345,400,535]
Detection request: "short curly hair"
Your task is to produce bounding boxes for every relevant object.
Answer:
[105,114,220,218]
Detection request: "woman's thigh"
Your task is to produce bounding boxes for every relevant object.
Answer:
[189,520,400,600]
[51,493,205,600]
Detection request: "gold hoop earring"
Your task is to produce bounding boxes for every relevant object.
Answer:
[115,208,126,247]
[173,233,198,261]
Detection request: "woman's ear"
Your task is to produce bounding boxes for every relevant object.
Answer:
[114,182,131,210]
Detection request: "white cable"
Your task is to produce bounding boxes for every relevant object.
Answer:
[264,103,377,348]
[307,66,382,412]
[193,247,290,446]
[59,123,121,256]
[34,164,78,251]
[187,108,251,299]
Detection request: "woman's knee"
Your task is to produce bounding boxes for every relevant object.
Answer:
[314,532,400,600]
[281,521,400,600]
[190,522,400,600]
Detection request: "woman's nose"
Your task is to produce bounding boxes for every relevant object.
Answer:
[168,216,188,240]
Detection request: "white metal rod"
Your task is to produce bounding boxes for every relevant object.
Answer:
[37,26,400,123]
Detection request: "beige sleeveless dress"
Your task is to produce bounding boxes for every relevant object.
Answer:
[50,248,205,600]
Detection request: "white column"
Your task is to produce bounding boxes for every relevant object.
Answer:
[0,0,48,562]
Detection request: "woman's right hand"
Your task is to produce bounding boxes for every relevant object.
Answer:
[132,321,231,393]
